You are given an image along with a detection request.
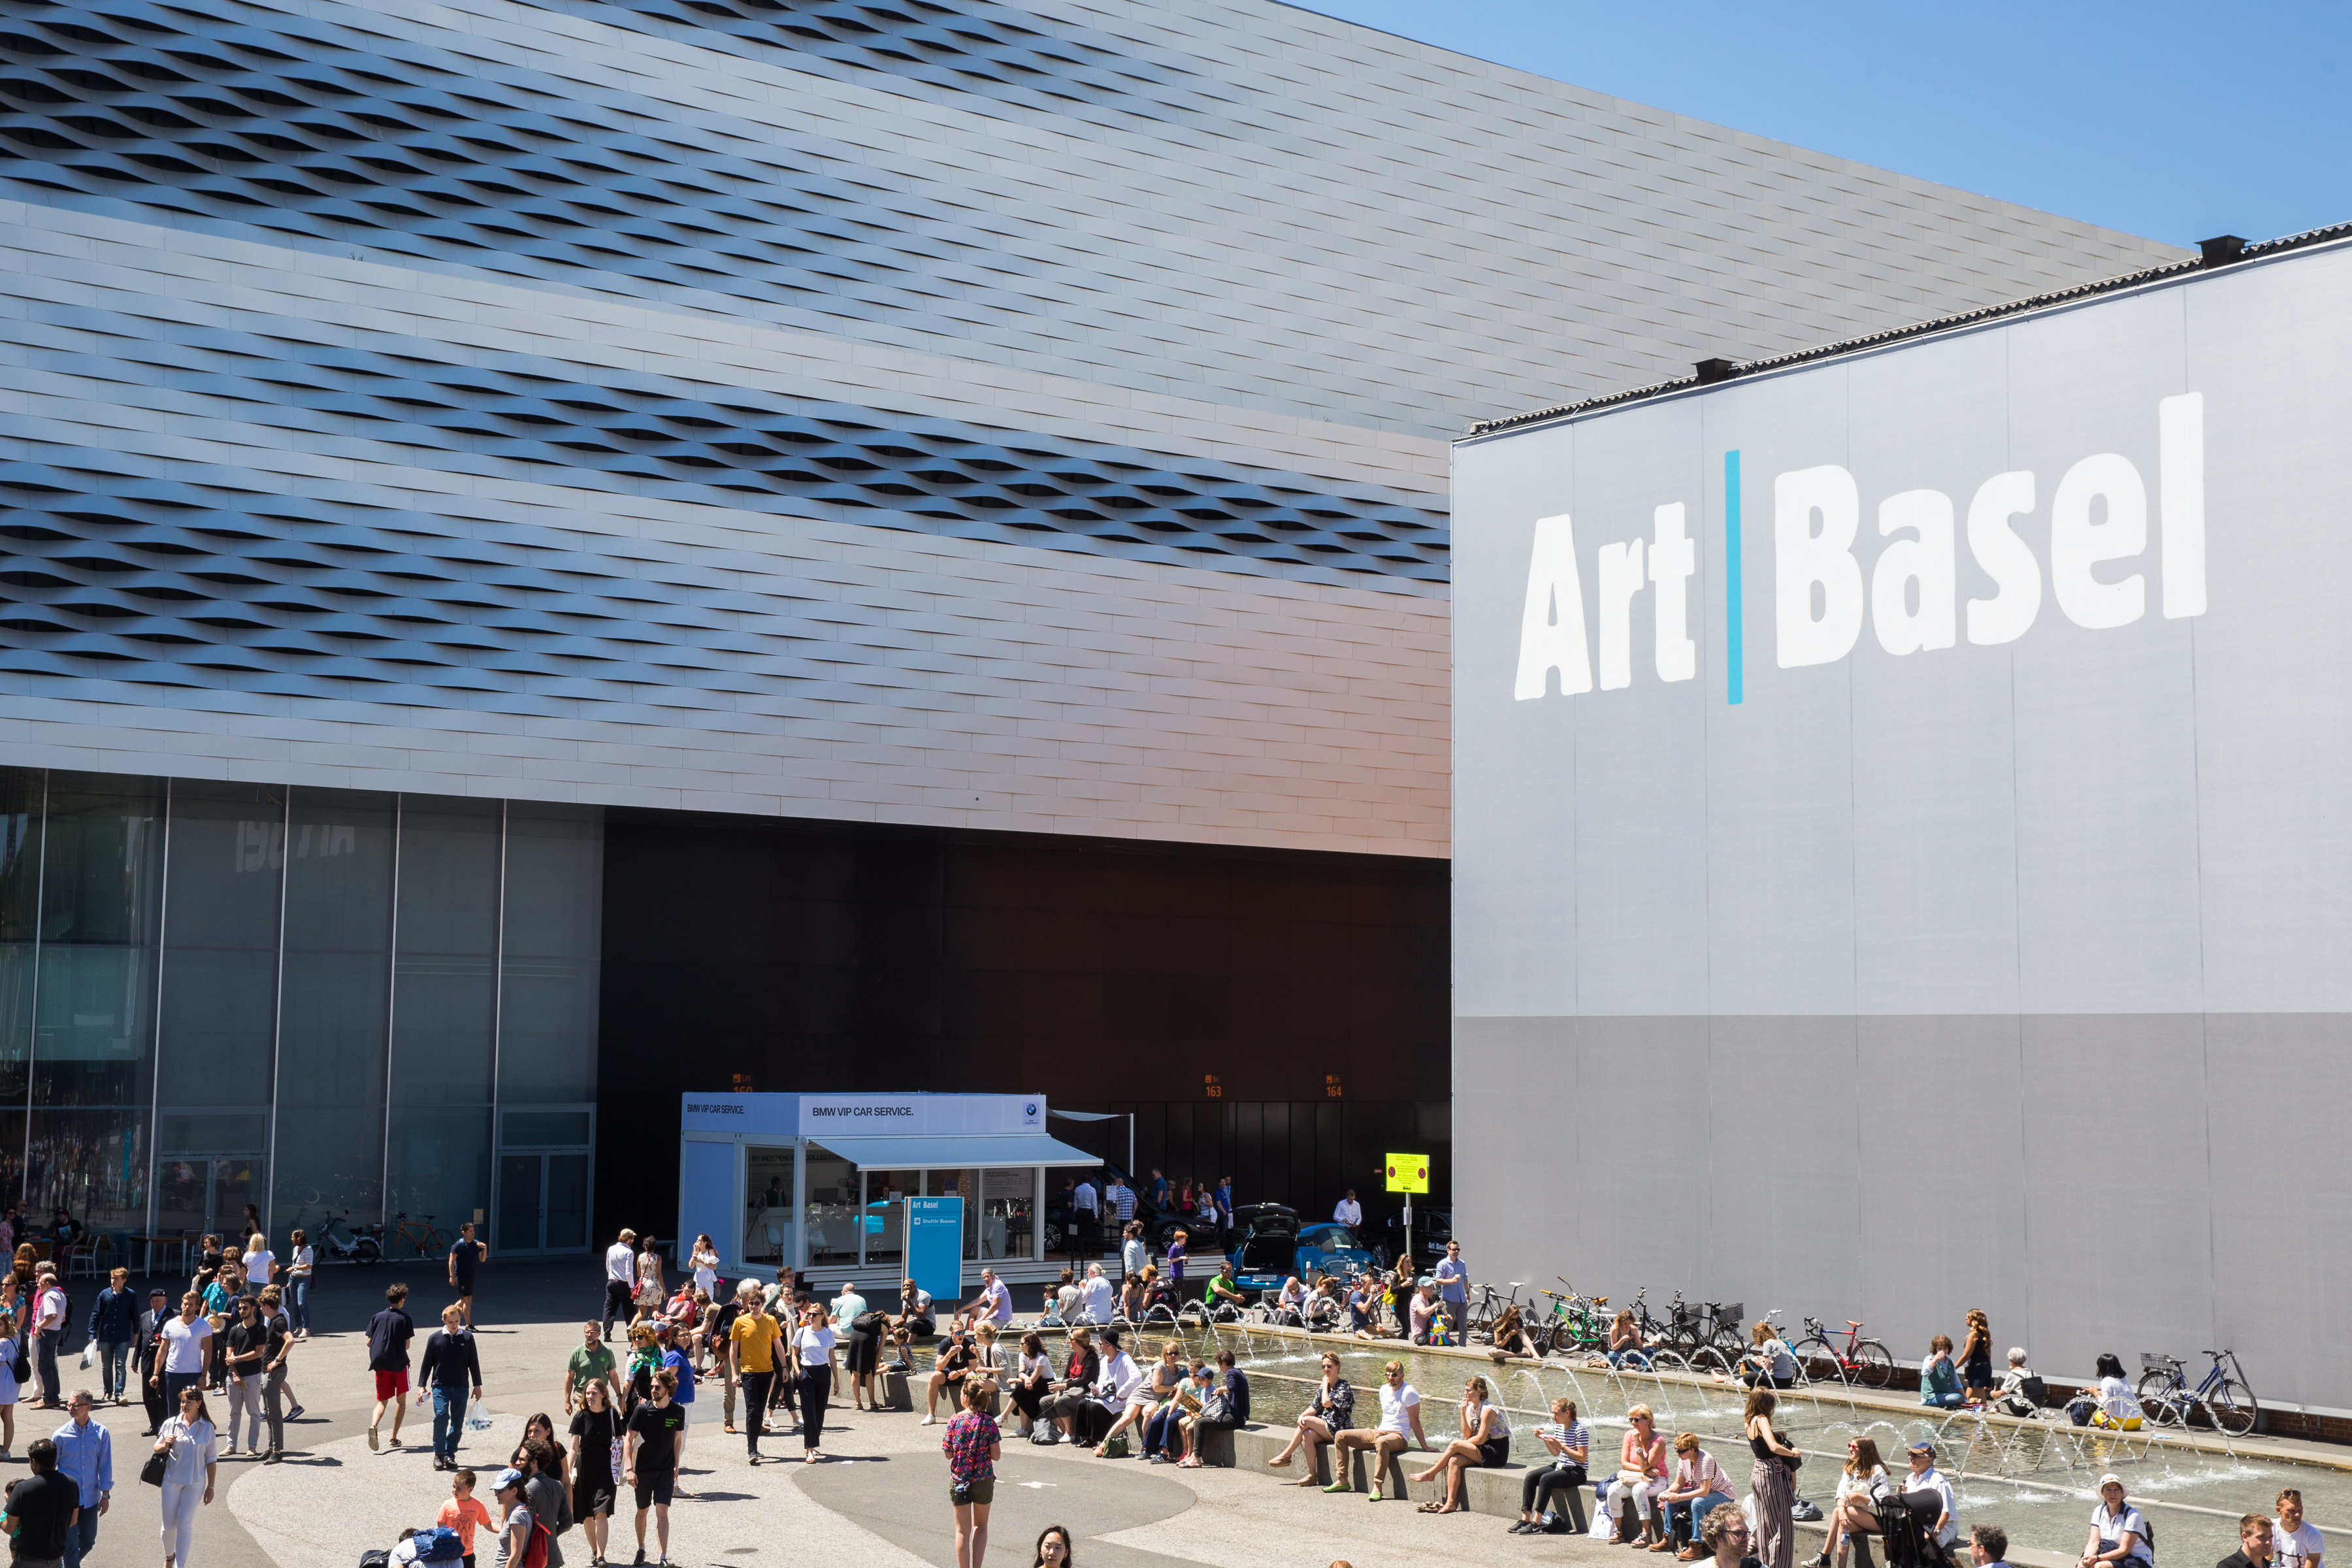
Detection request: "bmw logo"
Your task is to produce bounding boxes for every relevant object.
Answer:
[1024,1103,1037,1116]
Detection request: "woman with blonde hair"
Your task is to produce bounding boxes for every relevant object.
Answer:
[1959,1309,1994,1405]
[1610,1402,1670,1543]
[1744,1387,1801,1568]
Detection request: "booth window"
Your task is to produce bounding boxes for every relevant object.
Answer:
[862,1167,915,1271]
[806,1149,855,1266]
[743,1147,793,1266]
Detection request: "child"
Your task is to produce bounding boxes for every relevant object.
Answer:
[435,1467,496,1568]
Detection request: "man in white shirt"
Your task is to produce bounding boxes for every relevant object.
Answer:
[602,1228,638,1338]
[1072,1177,1100,1250]
[1077,1264,1115,1324]
[33,1269,68,1408]
[1119,1224,1146,1281]
[151,1292,212,1413]
[1333,1190,1362,1228]
[1330,1360,1427,1499]
[1903,1441,1957,1550]
[2276,1490,2323,1568]
[952,1269,1013,1330]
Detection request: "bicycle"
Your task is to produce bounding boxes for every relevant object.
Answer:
[1539,1282,1610,1356]
[1465,1280,1526,1337]
[1792,1315,1893,1387]
[315,1209,382,1265]
[386,1211,454,1261]
[2136,1349,2258,1436]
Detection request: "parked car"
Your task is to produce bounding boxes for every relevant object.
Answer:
[1228,1205,1378,1297]
[1373,1206,1452,1269]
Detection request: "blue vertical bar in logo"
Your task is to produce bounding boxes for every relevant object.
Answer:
[1724,449,1743,705]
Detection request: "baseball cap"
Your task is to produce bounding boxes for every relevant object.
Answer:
[494,1467,525,1493]
[1907,1440,1935,1455]
[2098,1473,2123,1490]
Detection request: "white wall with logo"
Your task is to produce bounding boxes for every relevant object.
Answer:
[1449,237,2352,1413]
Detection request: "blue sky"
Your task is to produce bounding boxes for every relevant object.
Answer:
[1308,2,2349,250]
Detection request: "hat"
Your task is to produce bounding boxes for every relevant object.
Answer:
[2098,1473,2124,1490]
[1907,1440,1935,1455]
[493,1468,525,1494]
[148,1286,168,1298]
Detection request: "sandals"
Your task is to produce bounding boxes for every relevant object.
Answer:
[1418,1501,1460,1514]
[1177,1457,1202,1469]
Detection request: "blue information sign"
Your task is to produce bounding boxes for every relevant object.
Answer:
[905,1196,963,1311]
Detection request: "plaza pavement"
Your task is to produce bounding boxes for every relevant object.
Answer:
[65,1259,1635,1568]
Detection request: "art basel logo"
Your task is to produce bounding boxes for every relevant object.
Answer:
[1513,394,2207,702]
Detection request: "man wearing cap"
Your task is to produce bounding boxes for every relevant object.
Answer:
[2222,1514,2276,1568]
[1901,1441,1957,1552]
[602,1230,637,1341]
[2082,1475,2153,1568]
[491,1468,536,1568]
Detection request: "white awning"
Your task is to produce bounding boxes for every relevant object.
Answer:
[808,1132,1100,1170]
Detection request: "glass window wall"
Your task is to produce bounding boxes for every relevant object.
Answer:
[0,772,601,1248]
[860,1167,916,1273]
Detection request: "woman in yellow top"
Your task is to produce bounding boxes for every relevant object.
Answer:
[727,1282,787,1465]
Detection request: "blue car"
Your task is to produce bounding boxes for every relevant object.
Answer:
[1229,1205,1379,1298]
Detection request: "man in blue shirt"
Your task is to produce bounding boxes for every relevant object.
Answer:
[1433,1240,1467,1337]
[50,1390,111,1568]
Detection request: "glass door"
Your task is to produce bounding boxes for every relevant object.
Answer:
[493,1107,594,1255]
[544,1153,587,1251]
[155,1155,262,1242]
[497,1154,542,1252]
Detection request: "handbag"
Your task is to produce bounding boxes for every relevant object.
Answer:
[140,1445,169,1488]
[1775,1429,1803,1472]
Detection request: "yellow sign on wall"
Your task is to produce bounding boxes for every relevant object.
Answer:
[1384,1152,1430,1194]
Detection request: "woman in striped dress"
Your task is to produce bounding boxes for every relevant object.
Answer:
[1744,1387,1802,1568]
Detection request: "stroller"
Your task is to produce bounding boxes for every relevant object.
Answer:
[1873,1491,1959,1568]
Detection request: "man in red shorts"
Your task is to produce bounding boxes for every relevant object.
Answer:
[367,1281,416,1450]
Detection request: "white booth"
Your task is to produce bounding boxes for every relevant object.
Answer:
[677,1092,1101,1290]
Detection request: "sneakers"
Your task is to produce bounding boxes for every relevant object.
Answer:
[368,1428,380,1452]
[288,1404,306,1420]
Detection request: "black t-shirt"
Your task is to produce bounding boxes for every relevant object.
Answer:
[571,1404,616,1469]
[449,1239,482,1278]
[712,1300,743,1343]
[5,1471,74,1560]
[366,1307,414,1371]
[227,1317,282,1370]
[626,1402,685,1472]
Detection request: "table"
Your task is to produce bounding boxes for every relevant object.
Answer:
[129,1232,193,1277]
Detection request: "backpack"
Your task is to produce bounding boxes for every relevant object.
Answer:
[520,1514,554,1568]
[412,1526,464,1563]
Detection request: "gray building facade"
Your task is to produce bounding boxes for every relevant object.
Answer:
[1451,233,2352,1414]
[0,0,2175,1250]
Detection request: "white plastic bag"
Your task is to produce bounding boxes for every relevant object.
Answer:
[76,1345,93,1370]
[465,1399,494,1432]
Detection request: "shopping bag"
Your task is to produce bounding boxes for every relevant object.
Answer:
[465,1399,494,1431]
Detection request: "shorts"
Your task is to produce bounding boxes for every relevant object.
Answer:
[574,1477,615,1518]
[453,1275,476,1298]
[634,1469,677,1509]
[951,1478,996,1507]
[1478,1437,1511,1467]
[374,1368,410,1401]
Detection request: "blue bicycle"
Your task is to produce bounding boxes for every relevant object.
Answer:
[2136,1348,2259,1435]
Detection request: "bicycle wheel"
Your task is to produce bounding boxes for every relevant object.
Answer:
[426,1227,455,1255]
[2134,1370,2181,1416]
[2202,1378,2258,1437]
[1792,1337,1841,1382]
[1852,1339,1895,1387]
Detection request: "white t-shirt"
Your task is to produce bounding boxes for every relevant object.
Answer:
[2097,1376,2142,1422]
[977,1279,1012,1324]
[1904,1466,1957,1546]
[244,1248,276,1284]
[2092,1503,2150,1564]
[606,1243,634,1284]
[1079,1275,1114,1323]
[162,1315,213,1374]
[35,1284,65,1331]
[2276,1521,2323,1568]
[792,1326,837,1367]
[1054,1282,1081,1318]
[1377,1381,1422,1435]
[1837,1463,1889,1503]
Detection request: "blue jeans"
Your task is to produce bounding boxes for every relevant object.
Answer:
[1664,1491,1733,1543]
[1609,1350,1652,1371]
[61,1495,98,1568]
[286,1277,310,1333]
[432,1384,470,1461]
[1921,1390,1965,1409]
[95,1340,130,1400]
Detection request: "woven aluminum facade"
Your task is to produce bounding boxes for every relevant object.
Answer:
[0,0,2181,853]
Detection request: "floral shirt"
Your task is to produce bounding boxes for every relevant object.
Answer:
[942,1409,1000,1483]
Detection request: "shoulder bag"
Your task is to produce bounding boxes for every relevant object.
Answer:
[140,1428,171,1487]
